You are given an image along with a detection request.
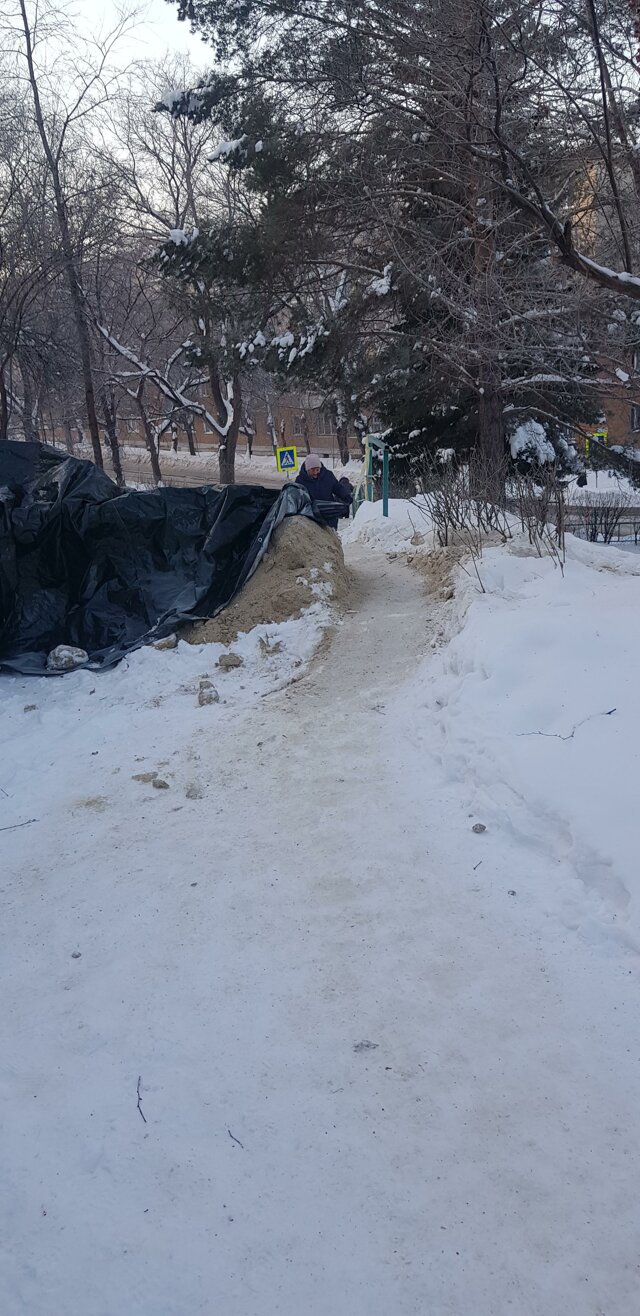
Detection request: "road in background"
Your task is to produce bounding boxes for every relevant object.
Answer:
[104,446,361,492]
[107,453,285,491]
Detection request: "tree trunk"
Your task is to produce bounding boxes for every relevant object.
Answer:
[100,393,124,487]
[0,367,8,442]
[264,389,277,451]
[135,384,163,486]
[336,418,350,465]
[218,374,242,485]
[60,243,103,470]
[244,416,254,458]
[47,407,57,446]
[19,0,103,471]
[19,359,37,443]
[62,393,75,452]
[476,367,506,504]
[184,414,196,455]
[142,415,163,486]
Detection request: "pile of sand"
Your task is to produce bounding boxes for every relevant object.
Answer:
[182,515,351,646]
[406,544,466,600]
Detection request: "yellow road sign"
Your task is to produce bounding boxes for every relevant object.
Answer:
[276,446,298,474]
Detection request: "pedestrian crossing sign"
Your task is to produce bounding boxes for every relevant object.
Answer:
[276,446,298,474]
[585,429,607,457]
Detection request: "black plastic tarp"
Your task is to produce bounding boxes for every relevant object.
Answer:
[0,441,319,675]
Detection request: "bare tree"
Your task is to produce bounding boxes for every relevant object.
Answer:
[6,0,136,468]
[0,87,64,440]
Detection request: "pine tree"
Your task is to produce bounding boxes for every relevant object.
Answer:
[161,1,610,490]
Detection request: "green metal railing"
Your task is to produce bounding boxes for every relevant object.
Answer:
[352,434,389,517]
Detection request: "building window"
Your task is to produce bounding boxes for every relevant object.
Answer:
[293,415,305,437]
[125,419,138,434]
[317,410,336,436]
[631,404,640,433]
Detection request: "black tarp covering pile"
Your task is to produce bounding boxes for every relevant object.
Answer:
[0,441,318,675]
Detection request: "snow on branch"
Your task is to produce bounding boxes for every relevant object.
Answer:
[502,374,599,387]
[368,264,393,297]
[510,419,556,464]
[504,176,640,303]
[95,323,232,440]
[156,87,206,117]
[499,308,568,329]
[167,227,199,247]
[208,136,247,163]
[574,253,640,298]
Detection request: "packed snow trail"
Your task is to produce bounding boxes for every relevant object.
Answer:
[2,545,640,1315]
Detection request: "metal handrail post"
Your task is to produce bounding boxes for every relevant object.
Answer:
[366,440,374,502]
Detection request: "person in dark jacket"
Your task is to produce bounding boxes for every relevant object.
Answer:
[295,453,353,529]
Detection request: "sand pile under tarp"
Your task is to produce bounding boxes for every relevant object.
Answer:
[182,515,351,645]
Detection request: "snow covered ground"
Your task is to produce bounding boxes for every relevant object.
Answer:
[3,504,640,1315]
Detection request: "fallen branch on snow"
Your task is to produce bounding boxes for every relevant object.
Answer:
[518,708,616,742]
[137,1075,147,1124]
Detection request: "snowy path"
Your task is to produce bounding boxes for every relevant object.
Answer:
[3,545,640,1315]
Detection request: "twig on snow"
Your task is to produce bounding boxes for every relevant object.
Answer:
[518,708,616,742]
[0,817,38,834]
[228,1129,244,1149]
[137,1076,147,1124]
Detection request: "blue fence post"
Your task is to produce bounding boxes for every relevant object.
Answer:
[366,441,374,502]
[352,434,389,518]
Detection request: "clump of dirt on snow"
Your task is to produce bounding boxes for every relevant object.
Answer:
[182,515,351,646]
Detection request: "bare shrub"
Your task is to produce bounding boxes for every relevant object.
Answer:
[570,491,634,544]
[415,457,511,549]
[413,455,569,584]
[509,468,567,569]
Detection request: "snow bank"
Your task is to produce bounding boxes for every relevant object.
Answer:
[403,534,640,953]
[342,497,433,550]
[564,532,640,574]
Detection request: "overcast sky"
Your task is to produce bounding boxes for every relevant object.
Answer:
[72,0,209,66]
